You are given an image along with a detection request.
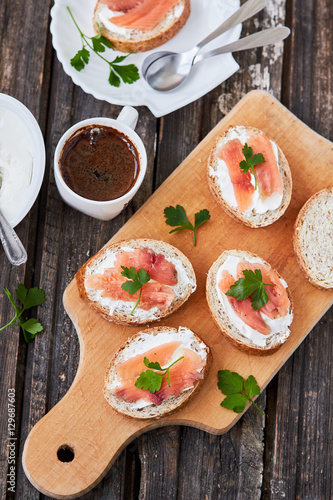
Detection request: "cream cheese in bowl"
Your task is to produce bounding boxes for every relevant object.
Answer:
[0,94,45,228]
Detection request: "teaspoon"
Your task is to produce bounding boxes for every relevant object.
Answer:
[144,27,290,92]
[142,0,267,81]
[0,209,27,266]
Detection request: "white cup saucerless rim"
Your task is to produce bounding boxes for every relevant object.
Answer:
[53,107,147,219]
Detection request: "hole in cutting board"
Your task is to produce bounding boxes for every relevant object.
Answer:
[57,445,75,463]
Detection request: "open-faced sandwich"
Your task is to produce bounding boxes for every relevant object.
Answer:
[104,326,211,419]
[206,249,293,355]
[293,186,333,289]
[207,126,292,227]
[93,0,191,53]
[76,238,196,325]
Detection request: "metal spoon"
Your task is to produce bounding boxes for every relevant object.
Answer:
[0,209,27,266]
[142,0,267,80]
[144,26,290,92]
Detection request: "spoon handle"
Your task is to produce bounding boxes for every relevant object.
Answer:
[194,26,290,63]
[0,210,27,266]
[196,0,267,50]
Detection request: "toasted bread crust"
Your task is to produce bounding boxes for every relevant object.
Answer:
[206,250,293,355]
[207,126,292,228]
[76,239,196,325]
[293,186,333,289]
[103,326,212,419]
[93,0,190,53]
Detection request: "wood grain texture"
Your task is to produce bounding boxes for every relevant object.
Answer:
[21,91,333,498]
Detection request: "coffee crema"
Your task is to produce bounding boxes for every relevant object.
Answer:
[59,125,140,201]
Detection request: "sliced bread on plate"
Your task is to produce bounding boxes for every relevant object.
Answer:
[207,126,292,227]
[293,186,333,289]
[104,326,211,419]
[93,0,191,53]
[206,249,293,355]
[76,238,196,325]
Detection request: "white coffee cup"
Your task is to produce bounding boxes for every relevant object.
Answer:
[54,106,146,220]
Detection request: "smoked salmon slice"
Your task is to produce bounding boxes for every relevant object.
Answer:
[110,0,180,31]
[219,262,290,335]
[100,0,144,12]
[86,272,176,311]
[218,139,255,212]
[247,133,283,200]
[219,270,270,335]
[116,341,182,380]
[113,346,204,406]
[115,248,178,286]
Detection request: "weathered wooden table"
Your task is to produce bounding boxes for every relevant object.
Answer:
[0,1,332,499]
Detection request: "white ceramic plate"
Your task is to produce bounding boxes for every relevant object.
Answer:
[50,0,241,117]
[0,94,45,228]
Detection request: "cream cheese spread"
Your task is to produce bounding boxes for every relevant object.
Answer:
[208,126,283,215]
[0,109,33,221]
[98,3,184,36]
[216,255,293,348]
[85,246,196,321]
[110,327,207,409]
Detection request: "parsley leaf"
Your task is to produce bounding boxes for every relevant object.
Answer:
[225,268,273,310]
[164,205,210,246]
[67,7,140,88]
[135,356,184,393]
[217,370,265,415]
[1,285,46,343]
[239,143,265,190]
[120,266,150,315]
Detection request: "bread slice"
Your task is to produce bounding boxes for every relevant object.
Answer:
[293,186,333,289]
[76,238,196,325]
[104,326,211,419]
[206,249,293,355]
[93,0,190,53]
[207,126,292,228]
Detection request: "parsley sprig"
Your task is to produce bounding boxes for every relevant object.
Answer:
[0,285,46,343]
[225,268,273,310]
[120,266,150,315]
[239,143,265,190]
[164,205,210,246]
[135,356,184,393]
[218,369,265,415]
[67,7,139,88]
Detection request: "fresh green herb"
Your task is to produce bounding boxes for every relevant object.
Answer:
[225,268,273,310]
[164,205,210,246]
[239,143,265,190]
[67,7,140,87]
[217,369,265,415]
[135,356,184,393]
[0,284,46,343]
[120,267,150,315]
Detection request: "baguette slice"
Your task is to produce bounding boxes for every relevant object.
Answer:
[104,326,211,419]
[93,0,190,53]
[207,126,292,228]
[76,238,196,325]
[293,186,333,289]
[206,249,293,355]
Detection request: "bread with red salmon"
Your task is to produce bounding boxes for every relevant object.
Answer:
[76,239,196,325]
[104,326,211,419]
[207,126,292,228]
[93,0,191,53]
[293,186,333,289]
[206,249,293,355]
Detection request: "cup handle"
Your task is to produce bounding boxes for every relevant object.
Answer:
[116,106,138,130]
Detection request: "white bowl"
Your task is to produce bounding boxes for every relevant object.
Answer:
[0,94,45,228]
[54,106,147,221]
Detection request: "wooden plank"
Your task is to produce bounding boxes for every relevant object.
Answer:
[21,91,333,498]
[262,0,333,497]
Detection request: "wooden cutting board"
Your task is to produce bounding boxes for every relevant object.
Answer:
[23,90,333,499]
